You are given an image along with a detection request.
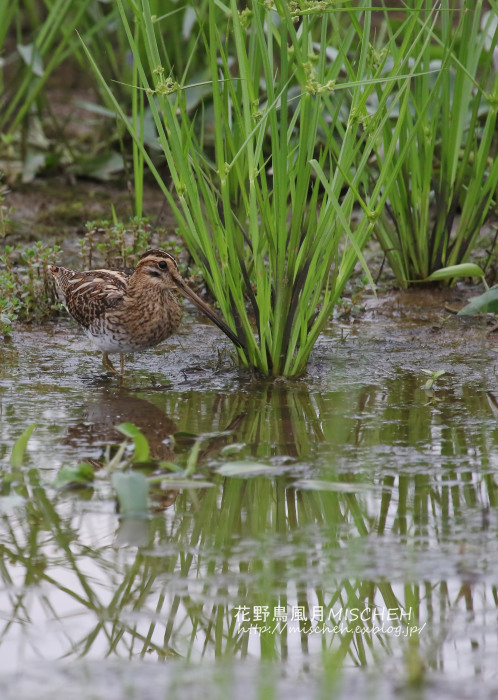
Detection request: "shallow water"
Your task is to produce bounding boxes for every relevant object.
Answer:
[1,290,498,699]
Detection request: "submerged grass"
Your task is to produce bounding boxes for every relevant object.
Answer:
[81,0,444,377]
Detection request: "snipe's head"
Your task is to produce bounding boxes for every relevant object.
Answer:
[134,249,182,289]
[135,249,245,349]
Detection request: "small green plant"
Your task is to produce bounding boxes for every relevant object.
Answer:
[78,218,186,269]
[0,295,21,335]
[78,217,154,269]
[0,185,12,238]
[0,242,60,325]
[421,369,447,391]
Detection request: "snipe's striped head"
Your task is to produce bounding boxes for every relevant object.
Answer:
[134,249,182,289]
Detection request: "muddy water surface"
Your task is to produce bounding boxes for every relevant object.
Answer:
[1,290,498,699]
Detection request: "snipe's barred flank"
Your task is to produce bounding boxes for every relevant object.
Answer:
[50,249,243,375]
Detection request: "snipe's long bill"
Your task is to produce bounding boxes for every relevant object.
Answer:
[50,249,244,375]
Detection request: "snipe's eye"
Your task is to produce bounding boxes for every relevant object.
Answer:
[158,261,168,270]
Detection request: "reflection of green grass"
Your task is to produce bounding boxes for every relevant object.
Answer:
[0,463,482,692]
[0,468,416,667]
[2,381,498,687]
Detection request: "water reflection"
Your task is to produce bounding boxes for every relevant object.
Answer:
[1,346,498,695]
[1,470,497,681]
[64,392,177,461]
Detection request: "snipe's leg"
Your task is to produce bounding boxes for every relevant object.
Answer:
[120,353,125,376]
[102,352,121,375]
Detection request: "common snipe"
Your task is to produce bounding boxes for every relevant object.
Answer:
[50,249,243,375]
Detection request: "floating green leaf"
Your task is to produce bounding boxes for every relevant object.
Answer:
[293,480,371,493]
[54,463,95,489]
[112,471,149,517]
[220,443,246,457]
[116,423,150,462]
[10,423,37,468]
[172,432,199,446]
[157,478,214,490]
[216,461,274,477]
[458,285,498,315]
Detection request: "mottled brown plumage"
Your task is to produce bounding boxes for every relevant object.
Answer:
[50,249,242,375]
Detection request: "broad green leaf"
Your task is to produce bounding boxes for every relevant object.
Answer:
[76,100,118,118]
[116,423,150,462]
[22,151,46,184]
[10,423,37,468]
[424,264,485,282]
[112,471,149,517]
[54,463,95,489]
[458,285,498,315]
[17,43,44,77]
[68,152,123,181]
[421,370,446,378]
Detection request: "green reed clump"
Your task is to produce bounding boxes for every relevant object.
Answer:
[0,243,60,331]
[373,0,498,287]
[83,0,439,376]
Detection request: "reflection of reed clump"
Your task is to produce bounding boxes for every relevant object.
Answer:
[65,395,177,461]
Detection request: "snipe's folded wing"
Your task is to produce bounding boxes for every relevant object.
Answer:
[53,268,130,329]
